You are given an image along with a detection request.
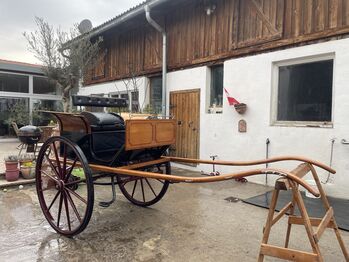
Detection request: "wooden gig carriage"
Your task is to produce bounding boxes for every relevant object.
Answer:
[35,96,348,261]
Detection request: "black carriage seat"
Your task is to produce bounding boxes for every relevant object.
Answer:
[81,112,125,158]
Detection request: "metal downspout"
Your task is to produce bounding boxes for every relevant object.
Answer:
[144,5,167,117]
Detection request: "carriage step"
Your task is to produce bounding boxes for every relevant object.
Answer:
[98,176,116,208]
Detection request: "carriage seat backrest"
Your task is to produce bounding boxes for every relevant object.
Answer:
[81,112,124,131]
[80,112,125,155]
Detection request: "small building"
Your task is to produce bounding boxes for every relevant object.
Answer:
[78,0,349,198]
[0,59,62,137]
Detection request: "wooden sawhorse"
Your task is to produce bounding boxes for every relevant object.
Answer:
[258,163,349,261]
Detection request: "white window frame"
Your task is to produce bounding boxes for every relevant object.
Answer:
[0,71,62,125]
[270,53,335,128]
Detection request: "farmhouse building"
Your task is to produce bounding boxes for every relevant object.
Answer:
[78,0,349,198]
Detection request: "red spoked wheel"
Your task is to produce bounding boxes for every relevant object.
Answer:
[117,162,170,207]
[35,136,94,237]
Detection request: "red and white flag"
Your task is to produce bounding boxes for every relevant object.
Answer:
[224,88,240,106]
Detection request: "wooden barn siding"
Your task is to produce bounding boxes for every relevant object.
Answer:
[86,0,349,85]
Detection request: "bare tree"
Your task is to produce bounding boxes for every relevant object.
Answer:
[24,17,103,112]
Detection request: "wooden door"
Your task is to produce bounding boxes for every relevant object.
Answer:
[169,89,200,160]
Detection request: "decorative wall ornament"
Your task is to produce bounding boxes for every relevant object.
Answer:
[238,119,247,133]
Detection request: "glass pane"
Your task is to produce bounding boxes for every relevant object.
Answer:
[0,97,29,137]
[131,91,139,113]
[150,77,162,114]
[0,73,29,93]
[210,66,223,107]
[33,76,58,95]
[277,60,333,122]
[32,99,63,126]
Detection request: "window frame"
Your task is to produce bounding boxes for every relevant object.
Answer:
[149,76,163,114]
[271,54,335,128]
[207,65,224,114]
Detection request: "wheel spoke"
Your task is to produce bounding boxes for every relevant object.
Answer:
[120,177,138,185]
[145,178,157,197]
[65,187,87,205]
[48,191,60,211]
[65,190,82,223]
[57,193,64,227]
[52,142,63,179]
[44,154,60,178]
[140,179,145,203]
[156,179,165,184]
[62,144,67,181]
[41,170,59,184]
[63,191,71,231]
[131,180,138,198]
[64,157,78,183]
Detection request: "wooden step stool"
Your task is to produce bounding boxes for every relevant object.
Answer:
[258,163,349,262]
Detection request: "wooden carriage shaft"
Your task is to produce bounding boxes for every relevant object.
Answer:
[82,157,330,197]
[56,155,335,196]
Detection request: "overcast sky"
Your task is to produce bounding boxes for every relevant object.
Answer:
[0,0,144,64]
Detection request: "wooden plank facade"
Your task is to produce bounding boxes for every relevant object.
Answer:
[86,0,349,85]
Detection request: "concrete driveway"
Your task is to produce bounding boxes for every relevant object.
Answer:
[0,168,348,262]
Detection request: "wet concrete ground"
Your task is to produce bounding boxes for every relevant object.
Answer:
[0,168,348,262]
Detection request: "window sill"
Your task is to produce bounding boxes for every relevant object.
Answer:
[271,121,333,128]
[207,107,223,114]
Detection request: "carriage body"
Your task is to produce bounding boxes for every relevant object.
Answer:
[49,110,176,166]
[35,96,177,236]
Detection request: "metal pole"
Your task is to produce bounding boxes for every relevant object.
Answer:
[265,138,270,185]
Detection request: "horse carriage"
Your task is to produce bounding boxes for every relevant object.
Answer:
[35,95,348,261]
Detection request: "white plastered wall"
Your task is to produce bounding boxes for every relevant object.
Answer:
[167,38,349,198]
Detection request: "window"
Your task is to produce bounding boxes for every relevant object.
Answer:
[273,57,334,125]
[208,65,223,113]
[0,72,29,93]
[33,76,58,95]
[32,99,63,126]
[150,77,162,114]
[0,97,29,136]
[131,91,139,113]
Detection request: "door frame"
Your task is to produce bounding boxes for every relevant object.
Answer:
[169,88,200,161]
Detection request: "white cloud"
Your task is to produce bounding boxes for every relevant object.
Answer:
[0,0,144,64]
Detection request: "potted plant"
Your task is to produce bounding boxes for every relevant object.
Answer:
[19,153,34,166]
[20,161,36,179]
[4,155,19,182]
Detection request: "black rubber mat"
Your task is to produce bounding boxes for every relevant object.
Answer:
[243,190,349,231]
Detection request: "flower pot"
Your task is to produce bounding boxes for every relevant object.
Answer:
[234,103,247,114]
[20,166,35,179]
[5,161,18,171]
[5,169,20,182]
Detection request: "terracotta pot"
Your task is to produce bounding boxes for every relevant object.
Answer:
[5,161,18,171]
[5,169,19,182]
[234,103,247,114]
[21,166,35,179]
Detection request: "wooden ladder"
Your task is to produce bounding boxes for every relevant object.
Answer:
[257,163,349,262]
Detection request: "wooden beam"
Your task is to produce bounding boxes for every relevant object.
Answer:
[314,207,334,243]
[249,0,279,35]
[288,215,335,228]
[290,163,311,178]
[271,202,293,226]
[260,244,318,261]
